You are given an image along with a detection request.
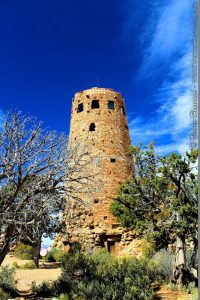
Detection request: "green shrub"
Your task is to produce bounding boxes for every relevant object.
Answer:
[11,261,20,269]
[33,250,162,299]
[45,247,57,262]
[32,281,54,298]
[0,288,10,300]
[11,260,36,269]
[13,241,33,260]
[54,250,66,262]
[0,265,16,287]
[21,261,36,269]
[141,240,156,259]
[68,242,82,255]
[58,294,70,300]
[57,251,156,300]
[149,249,175,281]
[0,265,19,299]
[189,287,198,300]
[45,247,65,262]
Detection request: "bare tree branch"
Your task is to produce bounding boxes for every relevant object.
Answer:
[0,111,102,265]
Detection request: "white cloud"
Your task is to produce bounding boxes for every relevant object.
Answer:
[155,138,190,155]
[126,0,193,155]
[138,0,192,78]
[171,93,192,133]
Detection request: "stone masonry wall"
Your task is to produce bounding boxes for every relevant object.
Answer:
[58,87,140,256]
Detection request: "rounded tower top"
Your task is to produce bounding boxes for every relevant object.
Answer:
[70,87,128,143]
[74,87,122,99]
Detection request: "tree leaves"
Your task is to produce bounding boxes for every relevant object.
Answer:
[110,143,198,265]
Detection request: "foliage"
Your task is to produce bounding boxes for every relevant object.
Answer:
[11,260,36,269]
[55,251,157,300]
[141,241,156,259]
[188,287,198,300]
[21,261,36,269]
[32,281,54,298]
[110,143,198,286]
[13,241,33,260]
[33,249,179,299]
[0,265,15,287]
[68,242,82,255]
[149,249,175,281]
[57,294,70,300]
[0,265,19,299]
[45,247,65,262]
[54,250,66,262]
[11,261,20,269]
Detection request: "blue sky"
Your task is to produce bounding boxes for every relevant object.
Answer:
[0,0,195,154]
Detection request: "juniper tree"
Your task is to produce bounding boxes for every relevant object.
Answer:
[110,143,198,287]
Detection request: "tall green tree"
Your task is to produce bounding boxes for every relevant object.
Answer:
[110,143,198,287]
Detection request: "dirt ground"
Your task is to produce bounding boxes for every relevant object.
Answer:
[156,288,189,300]
[2,255,61,292]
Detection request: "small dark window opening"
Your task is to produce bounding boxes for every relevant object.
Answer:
[77,103,84,113]
[120,106,125,115]
[94,199,99,203]
[89,225,94,229]
[86,95,90,98]
[89,123,96,131]
[104,216,108,220]
[108,100,115,110]
[125,125,128,129]
[91,100,100,109]
[110,158,116,163]
[112,224,119,229]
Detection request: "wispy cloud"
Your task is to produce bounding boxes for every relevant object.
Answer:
[0,109,4,129]
[138,0,191,79]
[124,0,193,154]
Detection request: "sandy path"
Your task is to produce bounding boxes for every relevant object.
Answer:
[2,255,62,292]
[15,268,61,291]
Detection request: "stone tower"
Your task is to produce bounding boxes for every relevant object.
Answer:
[59,87,138,256]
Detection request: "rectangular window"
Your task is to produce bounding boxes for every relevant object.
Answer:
[108,100,115,110]
[110,158,116,163]
[77,103,84,113]
[91,100,100,109]
[89,123,96,131]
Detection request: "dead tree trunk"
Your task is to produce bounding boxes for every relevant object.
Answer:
[0,239,11,266]
[32,237,42,268]
[0,225,14,266]
[173,212,187,289]
[190,235,198,286]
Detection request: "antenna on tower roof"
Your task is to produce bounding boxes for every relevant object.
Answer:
[97,75,100,87]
